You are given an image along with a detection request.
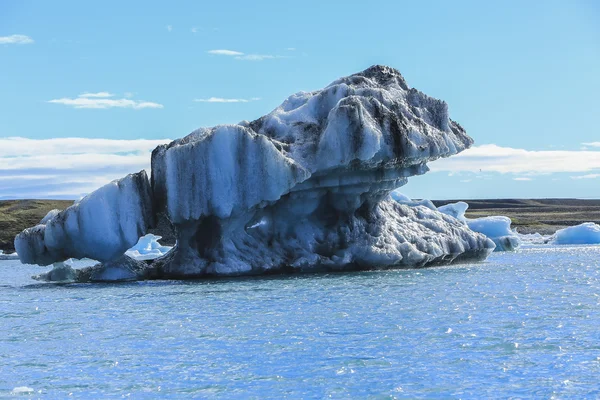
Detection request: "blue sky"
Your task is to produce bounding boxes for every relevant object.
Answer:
[1,0,599,199]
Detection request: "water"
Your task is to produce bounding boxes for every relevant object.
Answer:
[1,245,599,398]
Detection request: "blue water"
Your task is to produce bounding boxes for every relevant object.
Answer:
[1,245,599,398]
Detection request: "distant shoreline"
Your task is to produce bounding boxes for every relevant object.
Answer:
[2,198,599,253]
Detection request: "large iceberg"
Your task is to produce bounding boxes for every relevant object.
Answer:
[15,65,495,280]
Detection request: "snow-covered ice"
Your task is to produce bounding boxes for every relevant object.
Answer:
[550,222,600,245]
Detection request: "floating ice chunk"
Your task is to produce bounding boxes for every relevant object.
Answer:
[125,234,172,261]
[11,387,34,394]
[436,202,520,251]
[550,222,600,245]
[0,250,19,261]
[518,232,551,245]
[33,259,78,282]
[466,216,521,251]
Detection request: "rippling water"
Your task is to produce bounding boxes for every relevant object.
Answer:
[1,245,599,398]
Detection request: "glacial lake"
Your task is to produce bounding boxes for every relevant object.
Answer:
[1,245,599,398]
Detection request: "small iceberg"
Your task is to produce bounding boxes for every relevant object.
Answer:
[550,222,600,245]
[125,234,173,261]
[394,197,521,252]
[0,250,19,261]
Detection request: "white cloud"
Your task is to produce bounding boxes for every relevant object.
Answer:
[286,47,296,51]
[79,92,114,98]
[208,49,244,56]
[207,49,287,61]
[0,34,34,45]
[48,93,163,109]
[191,27,198,34]
[430,144,600,174]
[582,142,600,147]
[571,174,600,180]
[166,25,172,32]
[0,137,171,199]
[513,177,532,181]
[194,97,260,103]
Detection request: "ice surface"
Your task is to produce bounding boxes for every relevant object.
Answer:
[15,171,153,266]
[390,189,436,210]
[431,200,520,251]
[466,216,521,251]
[149,65,491,276]
[550,223,600,245]
[125,234,172,261]
[437,202,469,222]
[16,65,493,278]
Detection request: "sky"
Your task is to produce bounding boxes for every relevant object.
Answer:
[0,0,599,200]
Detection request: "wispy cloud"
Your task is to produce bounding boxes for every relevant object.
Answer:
[48,93,163,109]
[208,49,244,56]
[430,144,600,174]
[0,137,172,199]
[571,174,600,180]
[194,97,260,103]
[207,49,288,61]
[166,25,173,32]
[513,177,532,181]
[191,27,198,34]
[286,47,296,51]
[582,142,600,147]
[0,34,34,45]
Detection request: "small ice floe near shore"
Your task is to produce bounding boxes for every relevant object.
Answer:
[550,222,600,245]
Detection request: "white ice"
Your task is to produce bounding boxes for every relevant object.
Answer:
[15,171,153,266]
[125,234,173,261]
[550,222,600,245]
[397,196,520,251]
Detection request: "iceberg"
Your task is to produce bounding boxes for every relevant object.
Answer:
[550,223,600,245]
[125,234,172,261]
[436,201,520,251]
[15,65,495,280]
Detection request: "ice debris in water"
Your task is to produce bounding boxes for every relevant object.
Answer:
[550,222,600,245]
[11,387,35,394]
[125,234,173,261]
[393,195,521,251]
